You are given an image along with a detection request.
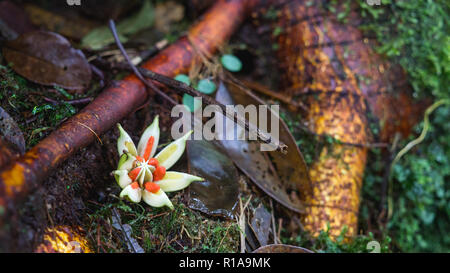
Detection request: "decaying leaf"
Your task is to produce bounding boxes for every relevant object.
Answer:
[249,204,272,247]
[111,208,144,253]
[2,31,92,90]
[215,81,309,213]
[0,1,36,40]
[227,81,313,195]
[81,0,154,50]
[187,139,240,219]
[24,4,99,40]
[0,106,25,154]
[253,244,313,253]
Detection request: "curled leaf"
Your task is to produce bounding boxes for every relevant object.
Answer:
[2,31,92,90]
[111,209,145,253]
[215,82,311,213]
[249,205,272,247]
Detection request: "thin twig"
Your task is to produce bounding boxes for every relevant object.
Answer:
[238,196,252,253]
[387,99,449,220]
[109,20,178,106]
[109,21,286,153]
[137,67,287,153]
[76,121,103,145]
[44,97,93,106]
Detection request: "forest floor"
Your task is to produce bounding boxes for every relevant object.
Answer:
[0,0,448,253]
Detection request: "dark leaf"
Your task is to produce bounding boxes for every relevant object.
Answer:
[253,244,313,253]
[0,106,25,154]
[111,208,144,253]
[0,1,36,40]
[23,4,99,40]
[227,81,312,196]
[249,204,272,247]
[81,0,154,50]
[245,223,260,251]
[215,81,311,213]
[3,31,92,90]
[186,139,239,219]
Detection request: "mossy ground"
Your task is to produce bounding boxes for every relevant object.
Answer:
[1,0,448,253]
[85,197,241,253]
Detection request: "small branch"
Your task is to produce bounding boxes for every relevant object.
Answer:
[387,99,450,220]
[109,20,178,106]
[109,21,286,153]
[137,67,288,153]
[43,97,93,106]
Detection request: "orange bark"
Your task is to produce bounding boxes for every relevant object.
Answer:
[0,0,257,209]
[274,1,421,237]
[34,226,92,253]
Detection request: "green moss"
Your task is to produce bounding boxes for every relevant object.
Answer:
[0,58,80,148]
[85,194,240,253]
[281,226,391,253]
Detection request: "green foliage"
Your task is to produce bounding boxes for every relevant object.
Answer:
[355,0,450,253]
[358,0,449,99]
[174,74,191,86]
[281,226,391,253]
[81,0,155,50]
[221,54,243,72]
[86,195,240,253]
[388,106,450,252]
[195,79,216,94]
[31,102,76,127]
[0,61,79,147]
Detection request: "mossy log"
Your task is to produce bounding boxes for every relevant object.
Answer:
[274,0,420,237]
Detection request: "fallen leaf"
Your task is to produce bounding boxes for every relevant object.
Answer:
[253,244,313,253]
[249,204,272,247]
[24,4,99,40]
[0,1,36,40]
[111,208,144,253]
[227,81,313,196]
[3,31,92,90]
[81,0,154,50]
[215,81,309,213]
[0,106,25,154]
[186,139,240,219]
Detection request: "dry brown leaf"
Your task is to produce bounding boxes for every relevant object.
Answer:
[3,31,92,90]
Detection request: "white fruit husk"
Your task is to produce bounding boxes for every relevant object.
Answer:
[120,184,142,203]
[155,130,192,170]
[156,171,203,192]
[142,189,174,209]
[137,116,160,159]
[117,124,137,156]
[113,170,132,189]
